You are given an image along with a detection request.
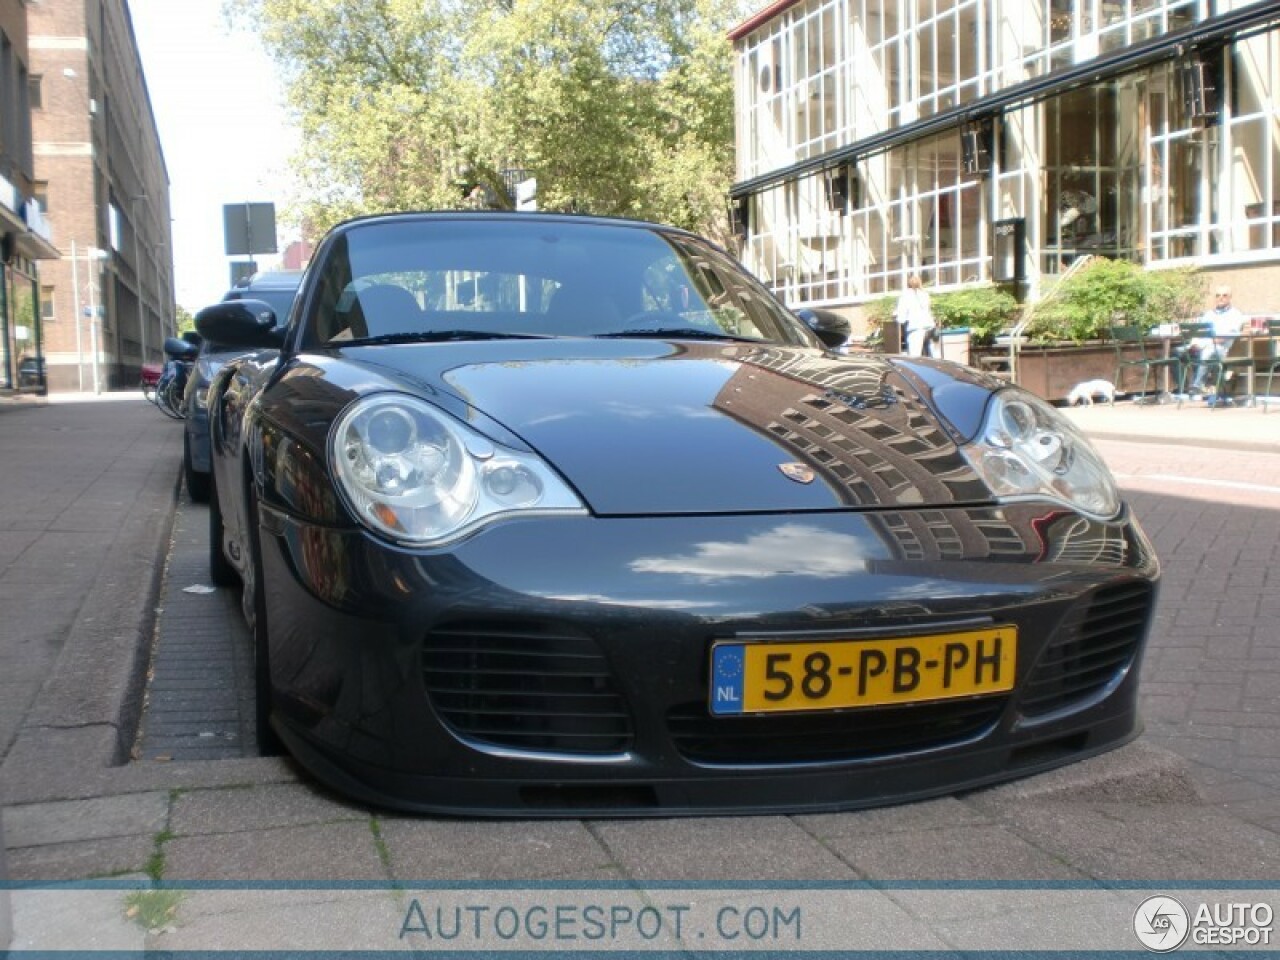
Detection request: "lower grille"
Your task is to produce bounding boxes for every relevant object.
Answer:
[667,696,1004,764]
[1021,581,1153,717]
[422,620,633,754]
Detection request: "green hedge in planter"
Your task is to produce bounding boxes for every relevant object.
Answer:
[1025,259,1204,344]
[866,285,1019,347]
[931,286,1020,346]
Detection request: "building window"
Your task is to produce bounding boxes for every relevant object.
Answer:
[33,181,48,212]
[29,74,42,110]
[1228,32,1280,253]
[41,286,55,321]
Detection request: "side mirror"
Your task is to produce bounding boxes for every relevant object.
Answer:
[162,336,200,362]
[195,300,286,349]
[795,307,850,350]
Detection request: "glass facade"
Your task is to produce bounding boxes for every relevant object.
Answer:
[733,0,1280,307]
[1,260,41,391]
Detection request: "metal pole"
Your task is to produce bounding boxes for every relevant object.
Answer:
[88,252,101,395]
[70,240,84,392]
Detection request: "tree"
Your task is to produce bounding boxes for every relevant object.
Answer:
[175,304,196,336]
[228,0,742,241]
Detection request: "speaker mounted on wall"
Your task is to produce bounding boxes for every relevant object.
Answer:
[824,166,855,214]
[960,117,993,176]
[1178,47,1222,126]
[730,195,751,237]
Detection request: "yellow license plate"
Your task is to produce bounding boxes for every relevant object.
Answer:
[709,626,1017,716]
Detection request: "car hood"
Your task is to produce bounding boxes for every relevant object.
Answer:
[333,340,992,516]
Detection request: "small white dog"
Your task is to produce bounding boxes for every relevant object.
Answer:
[1067,378,1117,406]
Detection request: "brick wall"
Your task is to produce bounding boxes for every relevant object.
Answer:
[29,0,174,391]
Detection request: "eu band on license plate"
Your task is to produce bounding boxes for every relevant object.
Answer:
[709,626,1017,716]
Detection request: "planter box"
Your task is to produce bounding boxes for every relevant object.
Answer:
[970,340,1163,403]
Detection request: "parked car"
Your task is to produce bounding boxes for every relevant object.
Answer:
[17,356,45,391]
[183,270,303,500]
[197,211,1159,816]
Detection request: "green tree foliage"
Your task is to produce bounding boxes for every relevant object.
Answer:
[228,0,743,242]
[175,304,196,335]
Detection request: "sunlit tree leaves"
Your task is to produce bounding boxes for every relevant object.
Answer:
[228,0,745,241]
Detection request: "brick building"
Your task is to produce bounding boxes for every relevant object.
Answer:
[29,0,172,392]
[0,0,59,394]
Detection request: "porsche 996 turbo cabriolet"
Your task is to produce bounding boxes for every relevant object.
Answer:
[195,211,1159,817]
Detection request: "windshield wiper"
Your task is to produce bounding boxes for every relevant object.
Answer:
[593,328,762,343]
[342,329,555,345]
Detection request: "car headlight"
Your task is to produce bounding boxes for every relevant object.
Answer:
[330,393,587,545]
[961,389,1120,520]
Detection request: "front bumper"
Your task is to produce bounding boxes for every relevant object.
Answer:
[257,501,1159,816]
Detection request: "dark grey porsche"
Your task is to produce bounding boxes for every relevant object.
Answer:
[196,211,1159,816]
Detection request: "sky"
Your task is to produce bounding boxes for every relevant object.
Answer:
[128,0,300,312]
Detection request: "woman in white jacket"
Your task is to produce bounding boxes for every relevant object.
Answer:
[896,273,936,357]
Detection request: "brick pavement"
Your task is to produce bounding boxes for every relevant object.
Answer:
[136,493,256,763]
[1088,438,1280,834]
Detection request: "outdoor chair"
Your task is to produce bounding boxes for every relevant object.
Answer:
[1179,320,1255,408]
[1109,325,1184,406]
[1260,318,1280,413]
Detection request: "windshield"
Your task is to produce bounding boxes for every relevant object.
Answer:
[299,217,814,348]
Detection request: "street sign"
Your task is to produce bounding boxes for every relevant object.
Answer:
[223,203,278,256]
[229,261,258,286]
[516,178,538,212]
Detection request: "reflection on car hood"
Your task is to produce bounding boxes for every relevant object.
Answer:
[335,340,992,516]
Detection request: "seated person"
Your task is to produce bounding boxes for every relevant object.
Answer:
[1188,285,1246,393]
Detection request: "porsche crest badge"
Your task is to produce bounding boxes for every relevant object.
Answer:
[778,462,816,484]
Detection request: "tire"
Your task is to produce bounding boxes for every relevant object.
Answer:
[245,488,283,756]
[183,432,211,502]
[207,466,239,588]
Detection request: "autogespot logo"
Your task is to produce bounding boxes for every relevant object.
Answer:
[1134,895,1191,952]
